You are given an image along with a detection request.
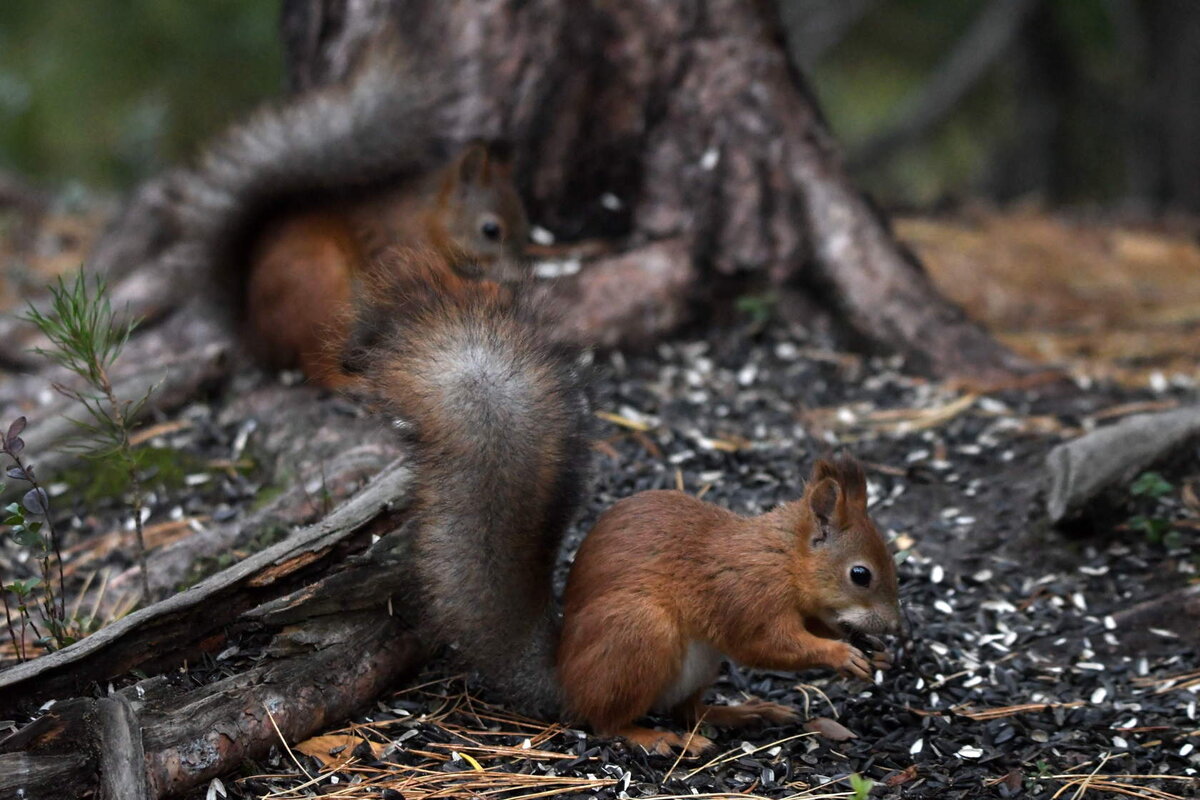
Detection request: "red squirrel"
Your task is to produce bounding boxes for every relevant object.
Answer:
[342,252,900,746]
[158,34,527,388]
[557,456,902,755]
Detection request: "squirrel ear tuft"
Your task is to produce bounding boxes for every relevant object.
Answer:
[834,454,867,507]
[810,454,867,508]
[811,457,837,484]
[807,477,840,535]
[456,140,492,186]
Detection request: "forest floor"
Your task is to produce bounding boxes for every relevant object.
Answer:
[0,198,1198,799]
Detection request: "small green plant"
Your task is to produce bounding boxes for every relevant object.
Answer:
[735,292,778,327]
[849,773,873,800]
[2,576,42,662]
[24,270,154,599]
[2,416,70,658]
[1125,471,1189,548]
[1130,471,1173,499]
[1128,514,1171,543]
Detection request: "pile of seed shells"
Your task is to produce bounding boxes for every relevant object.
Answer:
[216,318,1199,799]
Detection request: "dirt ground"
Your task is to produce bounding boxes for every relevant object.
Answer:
[0,198,1197,798]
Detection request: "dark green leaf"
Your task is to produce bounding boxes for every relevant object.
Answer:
[22,487,48,515]
[1131,471,1173,499]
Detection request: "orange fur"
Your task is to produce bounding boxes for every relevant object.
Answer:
[246,210,359,386]
[558,455,901,755]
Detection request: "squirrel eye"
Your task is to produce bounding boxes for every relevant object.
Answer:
[850,565,872,587]
[480,218,503,241]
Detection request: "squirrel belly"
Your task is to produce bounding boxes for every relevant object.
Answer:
[347,250,592,717]
[557,457,902,755]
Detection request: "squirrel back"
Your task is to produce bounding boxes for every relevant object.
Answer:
[345,249,592,716]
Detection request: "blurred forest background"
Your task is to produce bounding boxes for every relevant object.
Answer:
[2,0,1200,387]
[3,0,1200,212]
[0,1,281,190]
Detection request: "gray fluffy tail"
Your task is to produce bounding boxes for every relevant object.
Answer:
[349,261,593,717]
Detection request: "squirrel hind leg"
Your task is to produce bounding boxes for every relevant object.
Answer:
[558,602,687,736]
[616,725,714,757]
[246,211,358,383]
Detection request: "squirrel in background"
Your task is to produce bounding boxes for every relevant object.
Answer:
[173,38,528,387]
[344,270,901,748]
[246,140,527,386]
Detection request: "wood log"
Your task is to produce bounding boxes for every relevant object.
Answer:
[0,458,411,715]
[97,695,151,800]
[0,613,421,799]
[0,753,88,799]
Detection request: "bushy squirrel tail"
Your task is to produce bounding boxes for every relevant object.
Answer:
[176,37,449,315]
[345,251,593,716]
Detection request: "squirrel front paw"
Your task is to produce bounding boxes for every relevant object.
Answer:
[848,633,894,672]
[828,641,874,681]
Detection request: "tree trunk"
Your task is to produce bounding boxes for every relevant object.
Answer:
[0,0,1029,384]
[273,0,1028,381]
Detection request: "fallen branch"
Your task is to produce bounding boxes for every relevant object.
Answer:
[0,612,421,799]
[1045,404,1200,523]
[0,456,412,714]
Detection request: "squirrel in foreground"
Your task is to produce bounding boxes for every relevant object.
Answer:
[174,38,527,387]
[347,273,901,750]
[557,455,902,755]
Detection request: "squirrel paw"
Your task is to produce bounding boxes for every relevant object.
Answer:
[870,647,894,671]
[696,700,799,728]
[618,725,715,757]
[854,634,894,671]
[831,642,875,682]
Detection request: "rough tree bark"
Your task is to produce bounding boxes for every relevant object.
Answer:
[0,0,1032,384]
[273,0,1029,380]
[1,614,421,799]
